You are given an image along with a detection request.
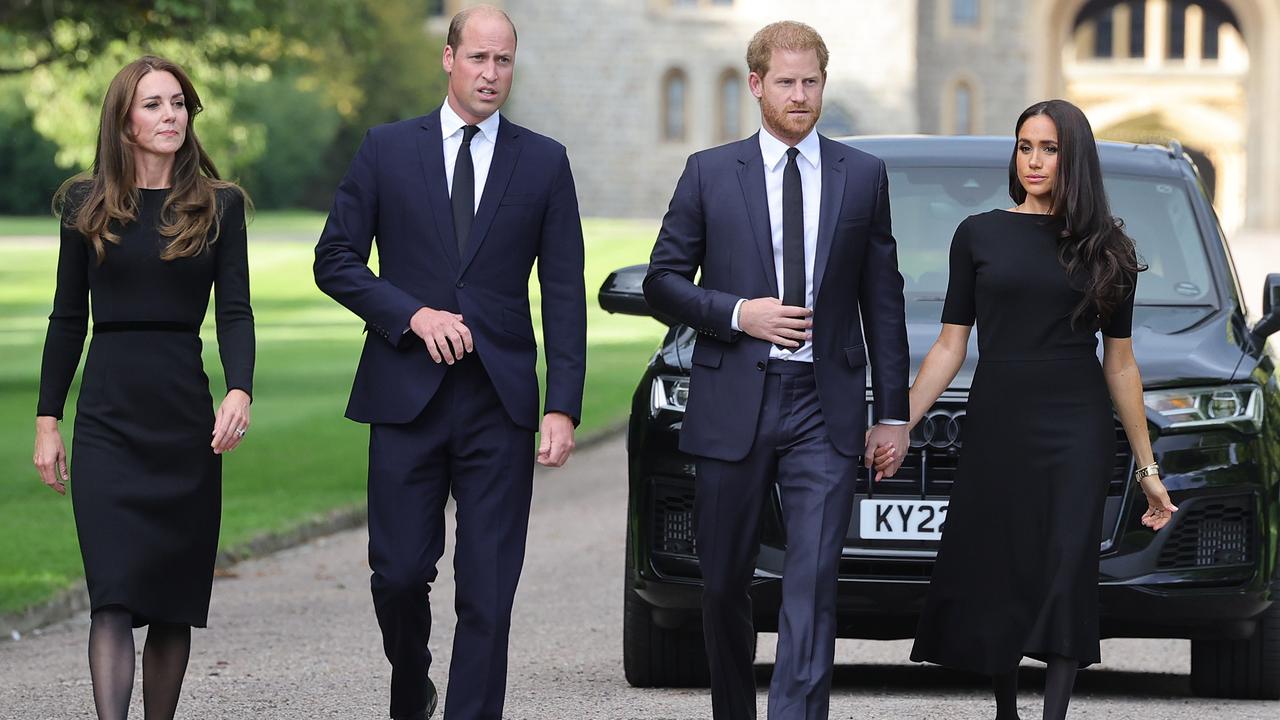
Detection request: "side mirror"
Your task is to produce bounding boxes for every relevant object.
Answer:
[598,264,679,326]
[1252,273,1280,340]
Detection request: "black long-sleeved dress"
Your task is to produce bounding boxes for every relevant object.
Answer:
[910,210,1135,673]
[37,185,254,628]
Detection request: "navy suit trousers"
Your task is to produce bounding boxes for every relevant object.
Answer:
[694,361,859,720]
[367,355,534,720]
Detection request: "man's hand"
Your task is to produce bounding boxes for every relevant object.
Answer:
[864,423,909,482]
[738,298,811,348]
[537,412,576,468]
[409,306,473,364]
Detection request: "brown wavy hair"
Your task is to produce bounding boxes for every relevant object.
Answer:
[54,55,247,263]
[1008,99,1145,330]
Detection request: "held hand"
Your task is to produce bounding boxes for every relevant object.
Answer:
[864,423,909,482]
[409,306,473,364]
[738,298,812,348]
[1138,475,1178,531]
[212,389,252,455]
[33,417,68,495]
[537,412,576,468]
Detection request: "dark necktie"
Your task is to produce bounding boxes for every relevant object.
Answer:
[780,146,805,349]
[452,124,480,256]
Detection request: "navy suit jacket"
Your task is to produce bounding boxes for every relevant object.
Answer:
[643,133,909,461]
[314,108,586,430]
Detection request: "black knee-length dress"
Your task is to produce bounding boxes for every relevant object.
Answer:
[909,209,1134,674]
[37,186,254,628]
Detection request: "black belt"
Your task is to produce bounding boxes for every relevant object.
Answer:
[765,359,814,375]
[93,321,199,334]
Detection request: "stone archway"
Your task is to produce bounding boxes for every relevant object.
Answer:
[1028,0,1280,231]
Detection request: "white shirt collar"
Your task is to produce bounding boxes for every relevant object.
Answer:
[758,126,821,171]
[440,98,501,143]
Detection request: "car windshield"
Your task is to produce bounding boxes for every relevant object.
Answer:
[888,166,1216,308]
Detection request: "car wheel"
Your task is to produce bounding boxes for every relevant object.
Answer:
[1190,576,1280,699]
[622,535,712,688]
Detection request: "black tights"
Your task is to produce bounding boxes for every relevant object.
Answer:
[87,607,192,720]
[990,655,1079,720]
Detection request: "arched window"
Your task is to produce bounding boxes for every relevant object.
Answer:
[717,70,743,143]
[662,68,688,142]
[952,81,975,135]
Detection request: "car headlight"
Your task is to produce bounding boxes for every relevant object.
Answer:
[650,375,689,415]
[1143,384,1263,433]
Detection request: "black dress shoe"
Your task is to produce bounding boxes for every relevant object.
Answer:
[392,679,438,720]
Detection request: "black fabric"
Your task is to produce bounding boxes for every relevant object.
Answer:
[451,124,480,256]
[88,607,135,720]
[993,668,1020,720]
[37,187,253,628]
[141,622,192,720]
[779,146,805,353]
[911,210,1135,675]
[1042,654,1079,720]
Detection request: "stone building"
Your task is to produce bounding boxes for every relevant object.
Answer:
[426,0,1280,233]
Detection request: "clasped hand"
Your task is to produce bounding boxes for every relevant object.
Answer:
[739,298,811,348]
[411,306,474,364]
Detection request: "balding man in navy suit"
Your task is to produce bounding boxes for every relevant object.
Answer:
[314,6,585,720]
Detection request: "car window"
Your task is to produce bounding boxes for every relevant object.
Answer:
[887,167,1216,307]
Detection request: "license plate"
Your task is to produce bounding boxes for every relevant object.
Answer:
[859,499,949,541]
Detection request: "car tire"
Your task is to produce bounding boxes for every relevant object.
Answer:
[1190,576,1280,700]
[623,537,712,688]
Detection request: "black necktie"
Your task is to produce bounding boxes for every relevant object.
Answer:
[452,124,480,256]
[781,147,805,349]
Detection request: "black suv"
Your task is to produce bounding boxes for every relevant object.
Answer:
[600,136,1280,699]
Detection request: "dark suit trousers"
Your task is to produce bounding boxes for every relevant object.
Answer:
[367,355,534,720]
[695,361,858,720]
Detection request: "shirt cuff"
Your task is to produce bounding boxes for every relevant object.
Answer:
[879,418,907,425]
[730,298,746,332]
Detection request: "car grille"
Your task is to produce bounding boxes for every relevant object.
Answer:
[1157,495,1255,569]
[862,395,1132,498]
[650,479,697,556]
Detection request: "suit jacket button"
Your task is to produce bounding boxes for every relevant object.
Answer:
[757,361,766,371]
[456,281,466,289]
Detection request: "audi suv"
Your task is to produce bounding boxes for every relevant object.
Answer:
[599,136,1280,699]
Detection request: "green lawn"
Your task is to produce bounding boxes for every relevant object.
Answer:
[0,213,663,615]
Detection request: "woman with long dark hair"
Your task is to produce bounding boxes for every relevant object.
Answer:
[32,55,254,720]
[880,99,1177,719]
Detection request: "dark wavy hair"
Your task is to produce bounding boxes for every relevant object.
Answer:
[1008,99,1145,330]
[53,55,248,263]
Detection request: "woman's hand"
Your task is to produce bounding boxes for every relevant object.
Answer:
[212,388,252,455]
[34,416,69,495]
[1139,475,1178,531]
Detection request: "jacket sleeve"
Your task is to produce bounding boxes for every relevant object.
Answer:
[537,149,587,426]
[858,159,910,422]
[313,129,426,347]
[643,153,741,342]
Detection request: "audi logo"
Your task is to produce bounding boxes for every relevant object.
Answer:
[911,409,965,449]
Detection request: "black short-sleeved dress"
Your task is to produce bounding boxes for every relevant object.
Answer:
[909,209,1135,674]
[37,185,254,628]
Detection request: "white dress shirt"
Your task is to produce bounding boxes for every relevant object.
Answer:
[441,99,500,211]
[731,127,822,362]
[729,127,906,426]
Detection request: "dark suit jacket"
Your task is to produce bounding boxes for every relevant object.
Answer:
[314,108,586,430]
[644,132,909,461]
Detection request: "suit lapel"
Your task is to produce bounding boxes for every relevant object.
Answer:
[737,133,779,297]
[459,117,522,276]
[417,110,461,269]
[812,136,846,303]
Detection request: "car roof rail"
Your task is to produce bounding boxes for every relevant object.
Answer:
[1167,139,1185,159]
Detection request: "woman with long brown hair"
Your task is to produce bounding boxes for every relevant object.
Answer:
[32,55,254,719]
[874,99,1178,719]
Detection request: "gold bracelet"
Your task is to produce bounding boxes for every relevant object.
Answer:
[1133,462,1160,482]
